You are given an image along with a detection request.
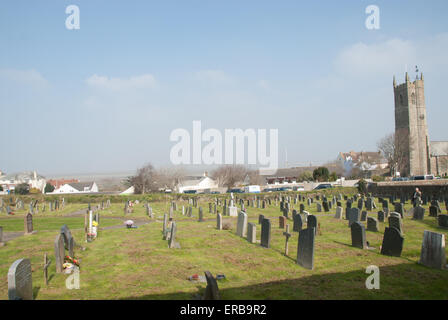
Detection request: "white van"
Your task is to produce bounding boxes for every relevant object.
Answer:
[244,185,261,193]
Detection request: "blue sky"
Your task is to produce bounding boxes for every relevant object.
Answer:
[1,0,447,175]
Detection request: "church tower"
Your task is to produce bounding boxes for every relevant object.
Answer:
[393,72,431,176]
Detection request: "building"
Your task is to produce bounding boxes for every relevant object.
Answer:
[0,171,46,193]
[337,151,388,176]
[47,178,80,189]
[393,73,448,176]
[176,173,219,193]
[52,181,99,194]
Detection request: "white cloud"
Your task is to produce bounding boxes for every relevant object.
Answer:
[85,74,157,91]
[194,69,234,86]
[0,68,49,88]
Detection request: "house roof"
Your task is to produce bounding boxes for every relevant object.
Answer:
[68,182,95,191]
[339,151,387,164]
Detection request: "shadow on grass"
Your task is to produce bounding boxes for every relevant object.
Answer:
[117,263,448,300]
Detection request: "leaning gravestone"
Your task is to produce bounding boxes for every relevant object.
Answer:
[258,214,265,225]
[8,258,33,300]
[60,225,75,258]
[419,231,446,269]
[351,222,367,249]
[260,218,271,248]
[380,227,404,257]
[367,217,379,232]
[247,223,256,244]
[168,222,181,249]
[236,211,248,238]
[297,227,315,270]
[54,233,65,273]
[203,271,220,300]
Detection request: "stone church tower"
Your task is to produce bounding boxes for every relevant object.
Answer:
[393,72,431,176]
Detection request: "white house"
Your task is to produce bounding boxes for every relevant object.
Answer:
[177,174,218,193]
[120,186,135,195]
[0,171,46,193]
[52,182,99,194]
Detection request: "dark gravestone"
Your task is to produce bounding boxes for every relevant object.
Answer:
[357,199,363,210]
[297,227,315,270]
[60,224,75,258]
[203,271,220,300]
[438,214,448,228]
[24,213,33,235]
[8,258,33,300]
[168,222,181,248]
[351,222,367,249]
[260,218,271,248]
[346,199,352,209]
[388,216,403,235]
[361,211,368,222]
[367,217,379,232]
[380,227,404,257]
[299,203,305,214]
[322,201,329,212]
[394,203,404,218]
[54,233,65,273]
[307,215,317,235]
[412,206,425,220]
[377,211,385,222]
[293,213,303,232]
[258,214,265,225]
[348,208,360,227]
[429,206,438,218]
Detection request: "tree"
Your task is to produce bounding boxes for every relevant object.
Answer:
[44,183,55,193]
[298,171,313,182]
[246,169,265,186]
[15,183,30,195]
[156,166,186,191]
[329,172,338,182]
[211,165,248,188]
[357,179,368,195]
[126,163,159,194]
[377,132,413,177]
[312,167,330,182]
[0,185,3,191]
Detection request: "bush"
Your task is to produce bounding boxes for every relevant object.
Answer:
[29,188,41,194]
[357,179,368,195]
[44,183,55,193]
[14,183,30,195]
[313,167,330,182]
[372,175,385,182]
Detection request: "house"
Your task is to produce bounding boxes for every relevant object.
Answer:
[176,173,219,193]
[52,181,99,194]
[337,151,388,176]
[47,178,80,189]
[0,171,46,193]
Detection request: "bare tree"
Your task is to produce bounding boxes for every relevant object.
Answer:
[246,169,266,186]
[211,165,248,188]
[156,166,186,191]
[377,132,412,177]
[125,163,158,194]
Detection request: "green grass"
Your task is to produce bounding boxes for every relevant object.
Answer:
[0,196,447,300]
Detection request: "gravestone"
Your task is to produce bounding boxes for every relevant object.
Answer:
[351,222,367,249]
[438,214,448,228]
[322,201,329,212]
[394,203,404,218]
[24,213,33,235]
[389,216,403,235]
[203,271,220,300]
[293,213,303,232]
[419,231,446,269]
[413,206,425,220]
[299,203,305,213]
[297,227,315,270]
[198,208,204,222]
[429,206,438,218]
[168,222,181,248]
[357,199,363,210]
[163,214,168,234]
[247,223,256,244]
[367,217,379,232]
[54,233,65,273]
[236,211,248,238]
[8,259,33,300]
[307,215,317,235]
[283,225,292,256]
[380,227,404,257]
[279,216,286,229]
[348,208,360,227]
[316,203,322,213]
[361,211,368,222]
[377,211,385,222]
[60,224,75,258]
[258,214,265,224]
[334,206,343,219]
[217,214,222,230]
[260,218,271,248]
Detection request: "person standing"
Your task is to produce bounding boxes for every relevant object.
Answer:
[412,187,422,207]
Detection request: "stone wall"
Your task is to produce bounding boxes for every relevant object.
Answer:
[369,179,448,199]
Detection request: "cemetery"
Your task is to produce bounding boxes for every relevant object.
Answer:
[1,188,448,300]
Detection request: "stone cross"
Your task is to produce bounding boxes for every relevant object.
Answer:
[283,224,292,256]
[43,253,52,286]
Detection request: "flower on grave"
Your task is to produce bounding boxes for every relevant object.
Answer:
[92,221,98,227]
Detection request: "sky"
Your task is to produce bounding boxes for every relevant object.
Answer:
[0,0,447,176]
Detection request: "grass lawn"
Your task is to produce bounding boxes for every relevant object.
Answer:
[0,197,447,300]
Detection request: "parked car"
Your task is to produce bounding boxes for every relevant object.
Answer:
[313,183,333,190]
[411,175,435,180]
[227,188,243,193]
[183,190,197,194]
